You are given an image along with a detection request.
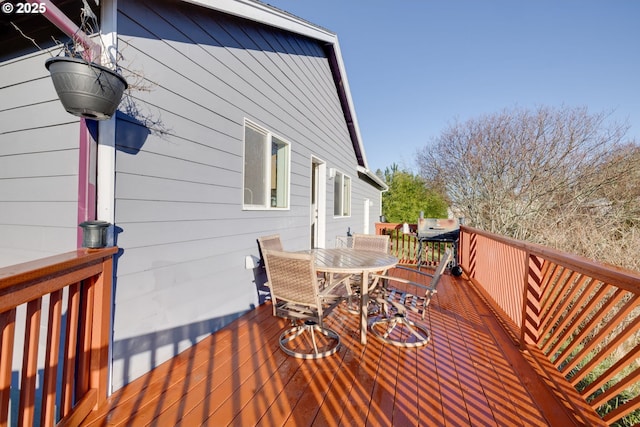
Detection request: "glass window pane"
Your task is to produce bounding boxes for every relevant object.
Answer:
[244,125,266,206]
[334,172,342,216]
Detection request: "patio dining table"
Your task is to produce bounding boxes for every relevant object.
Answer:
[305,248,399,345]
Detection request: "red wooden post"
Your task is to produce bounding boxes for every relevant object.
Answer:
[521,254,543,345]
[468,232,477,278]
[91,255,114,408]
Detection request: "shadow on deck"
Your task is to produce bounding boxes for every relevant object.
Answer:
[80,270,585,426]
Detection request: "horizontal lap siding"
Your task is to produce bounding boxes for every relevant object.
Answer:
[112,0,379,389]
[0,51,79,267]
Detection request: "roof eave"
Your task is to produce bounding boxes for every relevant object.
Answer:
[181,0,337,43]
[357,166,388,191]
[181,0,370,171]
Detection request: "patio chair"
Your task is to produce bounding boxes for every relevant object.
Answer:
[352,233,390,254]
[368,249,453,348]
[342,233,391,313]
[262,249,343,359]
[257,234,284,259]
[257,234,286,298]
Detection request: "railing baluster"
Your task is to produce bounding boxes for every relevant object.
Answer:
[560,293,638,374]
[77,279,94,398]
[570,295,640,387]
[539,273,590,353]
[41,289,63,427]
[61,282,81,417]
[19,298,43,426]
[555,288,625,371]
[0,309,16,425]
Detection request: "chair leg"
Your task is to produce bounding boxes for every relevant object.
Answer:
[309,323,320,355]
[369,313,431,348]
[279,320,341,359]
[343,287,382,316]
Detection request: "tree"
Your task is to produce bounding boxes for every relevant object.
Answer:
[562,143,640,270]
[379,164,448,223]
[416,105,640,270]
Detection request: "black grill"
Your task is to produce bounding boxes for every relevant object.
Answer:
[416,218,462,275]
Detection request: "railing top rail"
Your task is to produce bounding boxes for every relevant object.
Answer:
[0,247,118,290]
[461,225,640,293]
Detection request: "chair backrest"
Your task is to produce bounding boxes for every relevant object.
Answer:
[262,250,321,310]
[352,233,390,254]
[257,234,283,267]
[427,249,453,292]
[258,234,283,252]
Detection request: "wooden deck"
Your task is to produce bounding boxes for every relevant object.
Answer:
[80,269,584,426]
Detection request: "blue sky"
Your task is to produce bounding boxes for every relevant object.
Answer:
[265,0,640,173]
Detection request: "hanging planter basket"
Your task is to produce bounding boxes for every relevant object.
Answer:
[45,56,128,120]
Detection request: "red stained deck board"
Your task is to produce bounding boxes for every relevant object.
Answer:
[80,271,589,427]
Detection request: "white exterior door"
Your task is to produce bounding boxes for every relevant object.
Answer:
[310,158,326,248]
[364,198,370,234]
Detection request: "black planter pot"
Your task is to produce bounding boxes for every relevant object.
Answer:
[45,56,128,120]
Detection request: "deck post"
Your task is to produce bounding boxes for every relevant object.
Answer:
[90,254,114,407]
[521,253,543,345]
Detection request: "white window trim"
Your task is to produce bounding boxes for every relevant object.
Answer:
[242,119,291,211]
[333,170,352,218]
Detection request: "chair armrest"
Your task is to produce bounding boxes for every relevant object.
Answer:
[369,273,436,293]
[321,273,353,295]
[319,292,343,301]
[318,292,346,311]
[318,282,348,300]
[392,265,435,279]
[371,273,438,320]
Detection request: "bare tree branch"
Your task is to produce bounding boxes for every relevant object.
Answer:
[416,105,640,270]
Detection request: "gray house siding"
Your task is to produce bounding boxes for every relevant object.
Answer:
[0,50,81,267]
[110,0,382,389]
[0,0,382,392]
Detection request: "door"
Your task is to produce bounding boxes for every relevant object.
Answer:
[310,158,326,248]
[364,199,371,234]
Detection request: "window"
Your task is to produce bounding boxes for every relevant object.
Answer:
[243,121,290,209]
[333,171,351,217]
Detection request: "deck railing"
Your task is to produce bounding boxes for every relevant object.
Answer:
[375,222,454,266]
[458,225,640,425]
[4,227,640,425]
[0,248,117,427]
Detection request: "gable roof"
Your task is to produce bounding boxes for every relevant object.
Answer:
[181,0,387,190]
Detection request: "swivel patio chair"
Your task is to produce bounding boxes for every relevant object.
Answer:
[342,233,391,313]
[257,234,285,298]
[352,233,390,254]
[262,249,343,359]
[368,249,453,348]
[257,234,284,259]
